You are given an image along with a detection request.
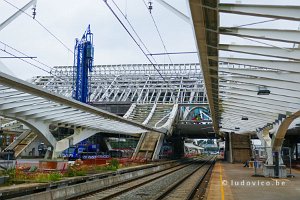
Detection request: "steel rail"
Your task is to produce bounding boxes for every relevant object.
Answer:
[73,158,205,200]
[153,156,215,200]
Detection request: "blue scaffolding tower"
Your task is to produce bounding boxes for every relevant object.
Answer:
[73,25,94,103]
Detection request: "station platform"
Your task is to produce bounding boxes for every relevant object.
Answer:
[206,160,300,200]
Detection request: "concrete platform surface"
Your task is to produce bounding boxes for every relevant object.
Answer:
[206,160,300,200]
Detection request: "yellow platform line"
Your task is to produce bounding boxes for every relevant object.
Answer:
[219,163,225,200]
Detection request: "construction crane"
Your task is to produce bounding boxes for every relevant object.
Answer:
[72,25,94,103]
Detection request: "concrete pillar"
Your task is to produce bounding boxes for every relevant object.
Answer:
[171,136,184,158]
[227,132,251,163]
[263,149,286,178]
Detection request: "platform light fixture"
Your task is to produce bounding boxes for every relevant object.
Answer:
[257,86,270,95]
[241,116,248,120]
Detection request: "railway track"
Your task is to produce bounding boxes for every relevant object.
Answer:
[76,156,215,200]
[157,157,215,200]
[8,159,188,200]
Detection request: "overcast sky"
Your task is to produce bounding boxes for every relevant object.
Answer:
[0,0,299,80]
[0,0,199,80]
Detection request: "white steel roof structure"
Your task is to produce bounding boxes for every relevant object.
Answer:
[32,63,207,104]
[188,0,300,152]
[0,71,152,134]
[0,71,162,155]
[0,73,152,133]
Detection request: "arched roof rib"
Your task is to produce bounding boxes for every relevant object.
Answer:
[0,71,161,135]
[188,0,300,134]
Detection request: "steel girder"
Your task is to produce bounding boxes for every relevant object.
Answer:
[219,93,300,111]
[219,27,300,44]
[219,76,300,92]
[221,103,283,115]
[220,82,300,100]
[219,44,300,61]
[222,97,295,113]
[219,58,300,73]
[221,106,279,119]
[220,116,268,128]
[220,88,300,105]
[188,1,300,135]
[219,67,300,83]
[32,64,207,104]
[220,110,276,122]
[188,0,219,132]
[219,4,300,21]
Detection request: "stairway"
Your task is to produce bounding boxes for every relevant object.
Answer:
[130,104,176,160]
[127,104,153,124]
[5,130,38,158]
[147,104,173,128]
[132,132,163,160]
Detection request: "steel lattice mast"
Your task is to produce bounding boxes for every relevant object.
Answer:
[73,25,94,103]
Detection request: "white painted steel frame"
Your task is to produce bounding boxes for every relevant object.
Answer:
[188,1,300,142]
[31,64,207,104]
[0,71,161,135]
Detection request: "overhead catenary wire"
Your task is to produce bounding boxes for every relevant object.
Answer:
[239,36,292,52]
[1,47,51,74]
[0,40,53,70]
[104,1,177,96]
[147,51,197,56]
[142,0,173,64]
[2,0,74,54]
[0,47,69,82]
[111,0,158,64]
[0,56,36,58]
[103,0,166,81]
[124,0,128,19]
[222,18,292,52]
[233,19,278,28]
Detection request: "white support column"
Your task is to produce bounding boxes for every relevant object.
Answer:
[261,127,273,165]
